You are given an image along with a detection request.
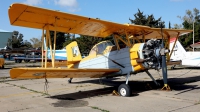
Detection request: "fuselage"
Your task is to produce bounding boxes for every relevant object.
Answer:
[170,38,200,67]
[73,40,156,76]
[46,49,67,60]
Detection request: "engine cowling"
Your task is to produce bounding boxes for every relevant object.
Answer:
[130,39,168,72]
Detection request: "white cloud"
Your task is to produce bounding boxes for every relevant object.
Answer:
[23,0,43,5]
[22,0,79,12]
[54,0,79,12]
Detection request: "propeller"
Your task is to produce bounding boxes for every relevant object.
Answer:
[134,23,170,90]
[160,22,171,90]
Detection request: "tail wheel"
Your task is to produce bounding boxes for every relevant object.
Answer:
[118,84,131,97]
[68,78,73,83]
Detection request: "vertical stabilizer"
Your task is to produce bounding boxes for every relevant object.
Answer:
[66,41,82,65]
[170,38,186,60]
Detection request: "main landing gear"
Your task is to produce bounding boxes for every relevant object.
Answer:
[118,73,132,97]
[118,71,160,97]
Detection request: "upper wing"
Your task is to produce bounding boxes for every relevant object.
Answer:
[8,3,192,39]
[8,3,150,37]
[10,68,120,79]
[135,28,192,39]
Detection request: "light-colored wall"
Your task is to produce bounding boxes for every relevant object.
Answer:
[0,32,12,49]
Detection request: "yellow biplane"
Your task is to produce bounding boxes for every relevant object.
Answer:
[8,3,192,97]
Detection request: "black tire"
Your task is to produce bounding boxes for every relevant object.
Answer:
[16,59,20,63]
[68,79,71,83]
[118,84,131,97]
[24,59,30,63]
[68,78,73,83]
[19,59,22,63]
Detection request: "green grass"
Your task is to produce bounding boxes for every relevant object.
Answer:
[5,82,50,96]
[194,99,200,105]
[90,106,110,112]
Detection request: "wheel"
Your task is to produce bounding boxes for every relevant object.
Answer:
[24,59,30,63]
[118,84,131,97]
[16,59,20,63]
[19,60,22,63]
[16,59,22,63]
[171,66,175,70]
[68,78,72,83]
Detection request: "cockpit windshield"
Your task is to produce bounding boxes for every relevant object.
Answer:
[89,41,113,55]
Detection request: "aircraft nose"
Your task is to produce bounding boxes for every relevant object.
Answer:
[130,43,145,71]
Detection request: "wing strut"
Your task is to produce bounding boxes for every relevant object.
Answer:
[41,28,44,67]
[47,26,53,67]
[52,18,57,67]
[40,23,58,68]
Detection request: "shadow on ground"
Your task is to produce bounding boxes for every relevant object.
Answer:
[49,75,200,97]
[48,75,200,108]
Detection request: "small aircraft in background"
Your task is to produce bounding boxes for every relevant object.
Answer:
[11,39,67,64]
[43,39,67,61]
[8,3,192,97]
[170,38,200,69]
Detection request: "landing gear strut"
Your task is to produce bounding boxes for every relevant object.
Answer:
[118,73,131,97]
[145,70,160,86]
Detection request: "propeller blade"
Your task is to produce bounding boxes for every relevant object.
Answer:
[161,54,168,85]
[160,22,170,90]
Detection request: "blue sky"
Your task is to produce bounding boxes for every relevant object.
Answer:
[0,0,199,41]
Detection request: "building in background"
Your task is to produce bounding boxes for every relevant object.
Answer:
[0,29,13,50]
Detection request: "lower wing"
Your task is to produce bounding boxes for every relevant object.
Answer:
[10,68,120,79]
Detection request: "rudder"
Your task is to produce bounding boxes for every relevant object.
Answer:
[66,41,82,65]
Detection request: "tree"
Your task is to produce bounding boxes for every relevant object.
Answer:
[76,35,103,55]
[49,31,66,49]
[22,40,32,48]
[173,24,182,29]
[7,31,33,49]
[177,8,200,50]
[129,9,165,28]
[169,21,171,29]
[177,8,200,24]
[30,37,41,48]
[63,33,75,47]
[7,31,24,48]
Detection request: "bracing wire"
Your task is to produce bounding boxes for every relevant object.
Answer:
[156,62,200,79]
[44,75,49,96]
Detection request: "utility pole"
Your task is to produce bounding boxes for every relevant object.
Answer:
[193,21,194,52]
